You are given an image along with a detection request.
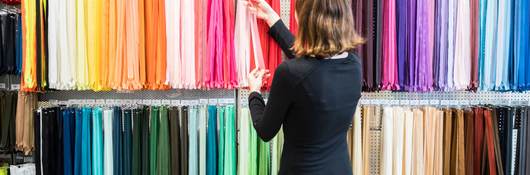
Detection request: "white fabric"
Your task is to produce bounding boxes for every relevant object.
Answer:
[181,0,196,89]
[64,0,77,90]
[238,108,250,175]
[381,107,394,175]
[103,109,114,175]
[199,106,207,175]
[404,108,414,175]
[392,107,405,175]
[47,0,58,89]
[165,0,181,88]
[446,0,457,90]
[9,164,36,175]
[352,106,363,175]
[453,0,471,90]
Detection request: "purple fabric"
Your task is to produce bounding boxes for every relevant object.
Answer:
[433,0,441,89]
[407,0,417,91]
[438,0,448,90]
[397,0,408,90]
[415,0,435,91]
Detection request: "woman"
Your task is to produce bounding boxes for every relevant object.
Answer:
[246,0,364,174]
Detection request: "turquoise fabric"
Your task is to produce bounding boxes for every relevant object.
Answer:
[92,108,104,175]
[223,105,236,175]
[207,106,217,175]
[189,106,199,175]
[81,108,92,175]
[218,106,225,175]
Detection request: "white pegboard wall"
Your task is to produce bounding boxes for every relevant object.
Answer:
[238,89,530,107]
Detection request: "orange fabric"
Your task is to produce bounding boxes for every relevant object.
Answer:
[138,0,146,87]
[145,0,167,90]
[108,0,117,89]
[21,0,37,91]
[100,0,110,90]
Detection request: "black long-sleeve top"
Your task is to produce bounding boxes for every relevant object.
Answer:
[248,20,362,175]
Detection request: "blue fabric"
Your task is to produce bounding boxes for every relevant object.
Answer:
[63,109,75,175]
[15,14,22,74]
[74,109,83,175]
[478,0,487,91]
[81,108,92,175]
[515,0,529,90]
[397,0,408,90]
[206,106,217,175]
[113,107,123,175]
[92,108,104,175]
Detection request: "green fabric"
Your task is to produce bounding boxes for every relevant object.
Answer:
[224,105,237,175]
[158,107,170,175]
[218,106,225,175]
[238,108,250,175]
[271,128,284,174]
[132,109,141,175]
[0,164,7,175]
[258,139,270,175]
[249,111,258,175]
[149,107,159,175]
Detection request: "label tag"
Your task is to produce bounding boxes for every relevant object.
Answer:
[226,99,236,104]
[400,100,410,105]
[96,99,105,105]
[86,99,96,105]
[208,99,218,105]
[171,100,181,106]
[429,100,439,105]
[10,84,20,90]
[420,100,429,105]
[199,99,208,105]
[191,100,200,106]
[162,100,171,105]
[153,100,162,106]
[143,99,153,105]
[0,83,6,89]
[390,100,400,105]
[411,100,420,106]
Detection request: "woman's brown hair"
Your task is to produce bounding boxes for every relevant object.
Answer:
[293,0,364,58]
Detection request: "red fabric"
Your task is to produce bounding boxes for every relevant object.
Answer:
[258,0,282,89]
[484,110,497,175]
[289,0,298,35]
[1,0,20,5]
[474,108,484,174]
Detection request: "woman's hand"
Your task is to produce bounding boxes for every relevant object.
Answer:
[248,68,271,93]
[244,0,281,27]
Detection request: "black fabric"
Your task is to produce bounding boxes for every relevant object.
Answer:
[132,108,142,175]
[141,107,150,175]
[251,21,362,175]
[34,111,42,175]
[169,107,180,175]
[113,107,123,175]
[123,110,132,175]
[180,107,189,175]
[41,108,62,175]
[0,13,17,74]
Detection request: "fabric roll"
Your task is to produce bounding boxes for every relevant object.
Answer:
[424,107,436,175]
[189,107,199,175]
[381,0,398,90]
[92,108,104,175]
[391,107,404,174]
[141,107,150,175]
[123,110,133,175]
[34,110,42,175]
[437,0,449,90]
[16,91,37,154]
[74,109,82,175]
[412,108,425,174]
[75,0,89,90]
[352,106,363,175]
[473,108,485,174]
[113,107,123,175]
[103,109,114,175]
[238,108,250,175]
[446,0,457,90]
[81,108,92,175]
[207,106,218,175]
[381,107,394,174]
[199,106,207,175]
[249,108,258,175]
[181,107,189,175]
[494,0,513,91]
[149,107,159,175]
[484,108,498,174]
[481,0,498,91]
[164,0,181,88]
[218,107,226,174]
[433,109,444,175]
[464,109,476,175]
[470,0,480,90]
[403,108,413,175]
[453,0,472,90]
[442,109,453,175]
[224,105,237,175]
[158,107,170,175]
[169,107,180,175]
[63,109,75,175]
[132,109,142,175]
[181,0,197,89]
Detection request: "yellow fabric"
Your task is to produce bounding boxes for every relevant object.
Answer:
[99,0,111,91]
[87,0,101,90]
[76,0,89,90]
[22,0,37,91]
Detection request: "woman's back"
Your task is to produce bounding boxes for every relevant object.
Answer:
[277,55,362,174]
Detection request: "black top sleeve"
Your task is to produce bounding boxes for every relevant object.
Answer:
[248,63,293,141]
[268,20,296,59]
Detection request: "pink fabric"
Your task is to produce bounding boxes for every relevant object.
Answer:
[382,0,398,90]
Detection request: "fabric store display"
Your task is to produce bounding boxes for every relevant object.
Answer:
[22,0,241,91]
[349,104,530,175]
[356,0,530,92]
[34,103,236,175]
[14,92,36,155]
[0,8,22,75]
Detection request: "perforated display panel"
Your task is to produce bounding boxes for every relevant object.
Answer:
[40,89,236,101]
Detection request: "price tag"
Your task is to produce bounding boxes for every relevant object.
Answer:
[125,100,135,105]
[114,99,123,105]
[153,100,162,106]
[411,100,420,106]
[199,99,208,105]
[383,100,391,105]
[391,100,400,105]
[86,99,96,105]
[10,84,20,90]
[226,99,235,104]
[191,100,199,106]
[96,99,105,105]
[208,99,218,105]
[171,100,181,106]
[59,101,69,105]
[143,99,153,105]
[162,100,171,105]
[400,100,410,105]
[105,99,115,105]
[429,100,439,105]
[49,100,59,105]
[0,83,6,89]
[420,100,429,105]
[461,100,470,106]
